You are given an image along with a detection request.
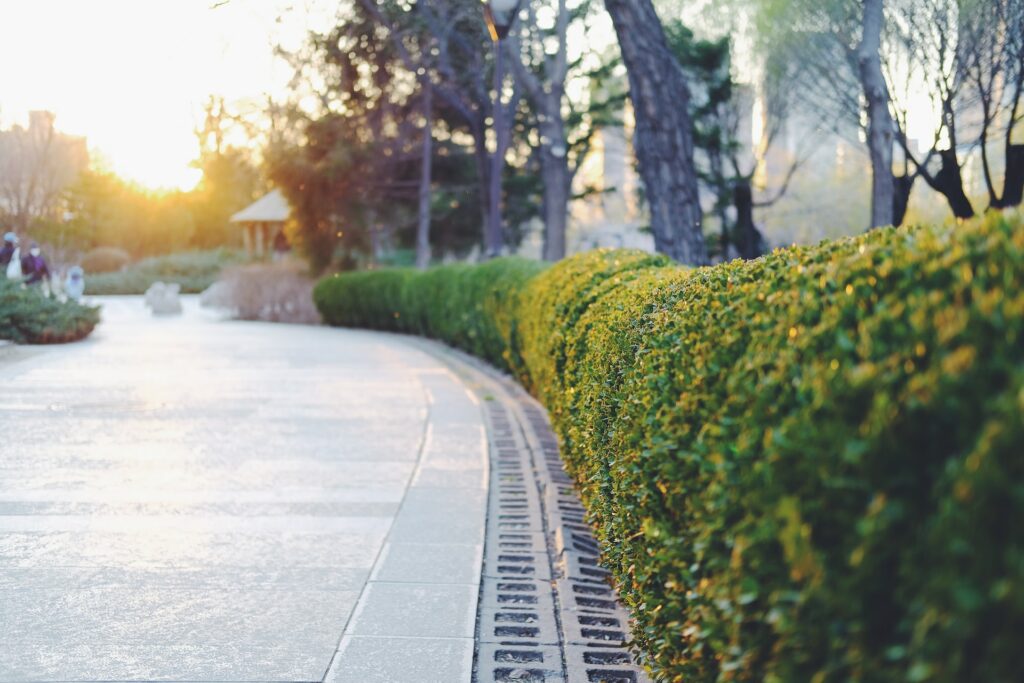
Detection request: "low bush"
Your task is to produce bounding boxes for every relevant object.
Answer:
[312,213,1024,683]
[0,279,99,343]
[84,248,247,295]
[80,246,131,274]
[207,263,320,324]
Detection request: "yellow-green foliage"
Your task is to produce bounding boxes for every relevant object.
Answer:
[517,249,669,406]
[314,213,1024,682]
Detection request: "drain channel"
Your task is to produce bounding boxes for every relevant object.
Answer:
[412,339,652,683]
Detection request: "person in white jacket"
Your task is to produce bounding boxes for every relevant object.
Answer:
[1,232,19,279]
[65,265,85,302]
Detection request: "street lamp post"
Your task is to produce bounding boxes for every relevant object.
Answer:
[482,0,523,258]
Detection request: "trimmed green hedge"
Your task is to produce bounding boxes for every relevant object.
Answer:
[314,258,545,375]
[0,280,99,344]
[314,213,1024,683]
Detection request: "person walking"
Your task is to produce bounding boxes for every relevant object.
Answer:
[1,232,19,279]
[21,242,50,288]
[64,265,85,302]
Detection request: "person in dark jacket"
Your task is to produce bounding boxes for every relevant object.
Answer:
[0,232,17,275]
[21,243,50,286]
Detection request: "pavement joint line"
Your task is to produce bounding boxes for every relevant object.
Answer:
[404,337,653,683]
[319,368,436,683]
[331,634,476,641]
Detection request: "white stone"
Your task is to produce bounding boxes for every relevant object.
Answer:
[144,281,182,315]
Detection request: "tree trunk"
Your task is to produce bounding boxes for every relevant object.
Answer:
[996,145,1024,208]
[893,173,914,226]
[485,42,507,258]
[473,127,492,248]
[366,209,380,267]
[504,0,572,262]
[732,181,764,260]
[603,0,707,265]
[717,206,730,261]
[416,80,433,269]
[924,149,975,219]
[539,115,569,261]
[978,110,999,208]
[857,0,895,229]
[541,156,569,261]
[996,63,1024,208]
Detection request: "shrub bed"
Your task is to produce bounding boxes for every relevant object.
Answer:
[0,280,99,344]
[84,249,247,295]
[313,213,1024,683]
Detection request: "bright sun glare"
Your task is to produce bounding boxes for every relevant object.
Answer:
[0,0,334,191]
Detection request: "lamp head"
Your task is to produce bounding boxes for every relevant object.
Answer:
[482,0,523,42]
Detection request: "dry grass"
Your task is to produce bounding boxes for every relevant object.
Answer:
[208,262,320,324]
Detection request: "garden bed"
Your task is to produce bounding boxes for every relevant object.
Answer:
[84,249,248,295]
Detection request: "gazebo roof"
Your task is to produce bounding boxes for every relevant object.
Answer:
[230,189,290,223]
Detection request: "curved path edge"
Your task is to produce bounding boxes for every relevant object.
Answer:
[401,337,653,683]
[322,340,489,683]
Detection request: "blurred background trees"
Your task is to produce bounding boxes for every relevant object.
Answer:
[191,96,265,250]
[0,111,87,233]
[266,0,1024,270]
[267,0,506,269]
[3,0,1022,273]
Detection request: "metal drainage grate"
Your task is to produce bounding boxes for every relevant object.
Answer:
[422,345,652,683]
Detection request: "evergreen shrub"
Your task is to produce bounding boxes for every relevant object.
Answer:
[313,214,1024,683]
[0,279,99,344]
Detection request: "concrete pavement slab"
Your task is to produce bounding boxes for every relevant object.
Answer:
[371,541,483,585]
[0,297,485,681]
[325,635,474,683]
[387,487,487,545]
[344,581,478,638]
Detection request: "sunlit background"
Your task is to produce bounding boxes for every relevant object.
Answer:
[0,0,998,263]
[0,0,333,190]
[0,0,937,194]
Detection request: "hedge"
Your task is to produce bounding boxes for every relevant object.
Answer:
[313,213,1024,683]
[0,280,100,344]
[84,248,247,295]
[314,258,545,375]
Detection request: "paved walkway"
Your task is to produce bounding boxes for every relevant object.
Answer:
[0,298,487,682]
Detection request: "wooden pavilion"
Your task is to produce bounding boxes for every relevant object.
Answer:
[230,189,291,257]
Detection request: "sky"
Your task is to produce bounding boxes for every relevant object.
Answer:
[0,0,936,193]
[0,0,336,190]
